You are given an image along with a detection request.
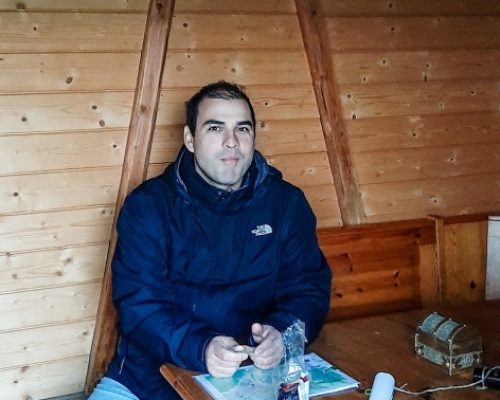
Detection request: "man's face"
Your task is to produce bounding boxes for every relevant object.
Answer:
[183,98,255,191]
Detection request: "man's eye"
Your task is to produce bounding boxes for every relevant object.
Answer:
[208,126,222,132]
[238,126,251,133]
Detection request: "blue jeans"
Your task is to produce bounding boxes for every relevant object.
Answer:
[87,377,140,400]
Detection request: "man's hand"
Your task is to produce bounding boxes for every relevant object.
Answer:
[250,323,284,369]
[205,336,249,378]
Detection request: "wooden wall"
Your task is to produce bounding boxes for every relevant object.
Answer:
[0,1,145,398]
[0,0,498,398]
[318,0,500,222]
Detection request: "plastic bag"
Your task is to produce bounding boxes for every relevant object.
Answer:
[277,320,310,400]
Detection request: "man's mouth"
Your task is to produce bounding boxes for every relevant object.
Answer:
[221,157,240,164]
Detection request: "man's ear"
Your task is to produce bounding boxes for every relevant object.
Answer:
[183,125,195,153]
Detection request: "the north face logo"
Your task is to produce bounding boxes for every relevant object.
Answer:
[251,224,273,236]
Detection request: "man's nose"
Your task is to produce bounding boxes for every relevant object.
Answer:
[223,130,239,148]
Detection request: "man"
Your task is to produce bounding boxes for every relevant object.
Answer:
[88,81,332,399]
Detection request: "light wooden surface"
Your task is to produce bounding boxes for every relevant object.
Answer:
[161,301,500,400]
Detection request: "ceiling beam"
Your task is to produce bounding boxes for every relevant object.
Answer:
[85,0,176,392]
[295,0,365,225]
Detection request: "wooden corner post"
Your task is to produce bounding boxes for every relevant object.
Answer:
[85,0,176,393]
[295,0,364,225]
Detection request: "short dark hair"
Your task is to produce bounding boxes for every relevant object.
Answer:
[185,81,256,135]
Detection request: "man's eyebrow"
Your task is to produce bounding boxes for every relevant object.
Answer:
[202,119,254,129]
[236,120,254,129]
[202,119,225,126]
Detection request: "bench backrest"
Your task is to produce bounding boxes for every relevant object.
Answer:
[318,219,440,320]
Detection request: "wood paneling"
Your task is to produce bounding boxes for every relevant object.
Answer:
[0,320,94,369]
[0,92,135,134]
[0,129,127,174]
[318,219,438,320]
[340,80,498,120]
[0,167,121,214]
[346,112,500,152]
[332,50,500,85]
[1,282,101,331]
[362,173,500,221]
[0,13,146,53]
[162,50,311,87]
[266,152,333,187]
[354,143,500,184]
[0,53,141,92]
[168,14,303,50]
[443,220,488,304]
[320,0,499,17]
[0,0,296,14]
[326,17,499,52]
[0,356,88,400]
[0,244,107,292]
[0,206,114,253]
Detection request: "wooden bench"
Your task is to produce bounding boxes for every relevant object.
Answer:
[318,219,441,320]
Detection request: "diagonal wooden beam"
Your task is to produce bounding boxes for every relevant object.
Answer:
[85,0,176,393]
[295,0,364,225]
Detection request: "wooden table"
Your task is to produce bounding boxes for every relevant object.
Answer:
[161,301,500,399]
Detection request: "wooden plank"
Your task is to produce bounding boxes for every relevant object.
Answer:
[296,0,364,225]
[365,204,500,225]
[265,152,334,187]
[346,112,500,152]
[0,91,135,134]
[0,282,101,331]
[156,85,320,126]
[341,80,498,119]
[0,129,127,175]
[86,0,176,393]
[333,267,417,294]
[0,53,141,93]
[0,320,94,369]
[0,244,107,292]
[0,0,296,13]
[332,50,500,85]
[301,183,341,226]
[0,356,88,400]
[0,167,121,214]
[168,14,303,50]
[174,0,297,14]
[0,12,146,53]
[353,143,500,184]
[325,17,500,52]
[418,243,441,306]
[0,0,149,12]
[0,206,114,254]
[320,0,499,17]
[162,50,311,88]
[0,51,311,93]
[443,220,488,304]
[361,173,500,219]
[0,13,303,53]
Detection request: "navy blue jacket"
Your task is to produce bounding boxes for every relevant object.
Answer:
[106,148,332,399]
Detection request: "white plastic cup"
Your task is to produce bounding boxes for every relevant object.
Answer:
[369,372,395,400]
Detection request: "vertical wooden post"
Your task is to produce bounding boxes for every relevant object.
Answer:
[295,0,364,225]
[85,0,176,393]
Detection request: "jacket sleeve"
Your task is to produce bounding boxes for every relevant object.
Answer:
[111,185,215,372]
[262,189,332,343]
